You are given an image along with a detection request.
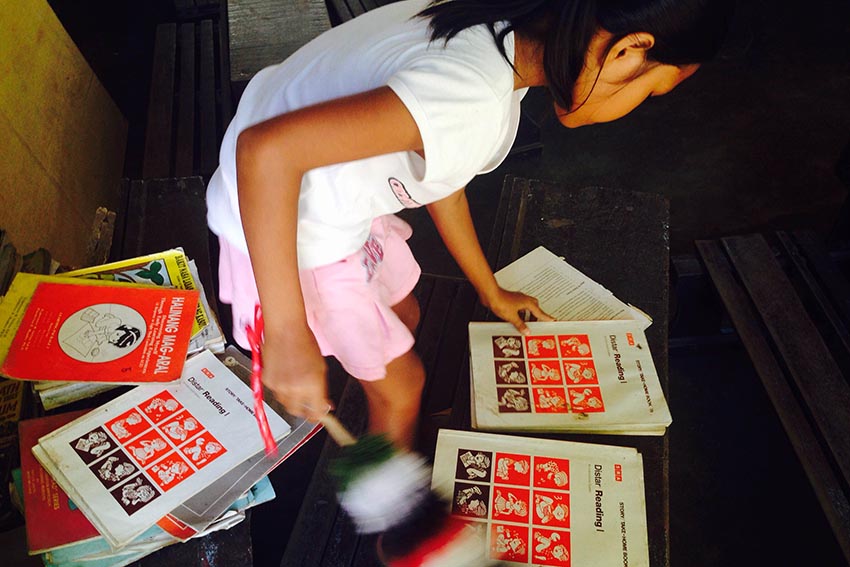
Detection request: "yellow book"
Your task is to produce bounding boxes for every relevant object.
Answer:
[63,249,209,337]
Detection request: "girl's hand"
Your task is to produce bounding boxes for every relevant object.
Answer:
[482,287,554,335]
[261,326,330,422]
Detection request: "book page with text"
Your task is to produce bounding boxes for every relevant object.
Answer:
[494,247,651,328]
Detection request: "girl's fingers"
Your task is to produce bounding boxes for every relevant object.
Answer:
[526,301,554,322]
[508,314,530,336]
[302,399,328,422]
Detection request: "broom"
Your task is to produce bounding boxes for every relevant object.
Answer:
[246,306,492,565]
[318,414,495,567]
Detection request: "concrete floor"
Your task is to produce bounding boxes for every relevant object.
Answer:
[42,0,850,565]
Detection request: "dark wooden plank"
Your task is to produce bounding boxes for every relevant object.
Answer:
[120,177,215,296]
[279,371,366,567]
[228,0,331,83]
[175,23,196,177]
[787,229,850,355]
[421,280,477,417]
[108,179,131,262]
[722,234,850,485]
[778,230,850,373]
[415,277,459,381]
[20,248,51,274]
[327,0,356,23]
[85,206,116,267]
[358,0,377,15]
[199,19,218,177]
[350,534,381,567]
[499,175,529,271]
[484,174,515,270]
[696,239,850,563]
[216,17,234,126]
[173,0,194,11]
[133,512,253,566]
[412,272,436,324]
[489,178,672,567]
[347,0,366,18]
[143,23,177,178]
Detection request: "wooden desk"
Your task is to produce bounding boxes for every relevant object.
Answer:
[282,175,671,566]
[227,0,330,86]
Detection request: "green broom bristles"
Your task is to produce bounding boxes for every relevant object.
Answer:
[328,433,397,492]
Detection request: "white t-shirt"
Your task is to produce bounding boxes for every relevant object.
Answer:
[206,0,527,269]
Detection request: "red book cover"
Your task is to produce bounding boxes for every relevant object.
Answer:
[19,410,99,554]
[0,274,199,383]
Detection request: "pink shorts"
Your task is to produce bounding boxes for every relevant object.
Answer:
[218,215,421,381]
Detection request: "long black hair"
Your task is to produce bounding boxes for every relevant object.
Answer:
[419,0,734,111]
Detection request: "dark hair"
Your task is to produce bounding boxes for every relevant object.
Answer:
[419,0,734,111]
[110,324,141,348]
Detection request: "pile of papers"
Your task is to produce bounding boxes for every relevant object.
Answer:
[432,429,650,566]
[468,247,671,435]
[0,250,321,565]
[13,349,318,566]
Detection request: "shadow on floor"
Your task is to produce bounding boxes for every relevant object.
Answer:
[668,342,845,566]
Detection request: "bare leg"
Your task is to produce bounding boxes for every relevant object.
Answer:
[359,293,423,449]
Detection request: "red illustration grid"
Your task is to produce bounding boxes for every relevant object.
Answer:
[78,390,229,515]
[450,448,572,566]
[492,334,605,418]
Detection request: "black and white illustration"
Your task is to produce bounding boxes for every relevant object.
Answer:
[58,303,146,363]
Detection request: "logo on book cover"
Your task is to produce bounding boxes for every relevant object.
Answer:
[58,304,146,363]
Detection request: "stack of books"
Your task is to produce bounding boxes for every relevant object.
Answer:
[12,349,318,566]
[0,250,321,565]
[431,246,673,565]
[5,249,227,410]
[431,429,650,566]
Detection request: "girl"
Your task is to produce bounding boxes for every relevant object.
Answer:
[207,0,733,448]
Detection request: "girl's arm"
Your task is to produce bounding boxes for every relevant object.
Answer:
[426,189,552,334]
[236,87,423,420]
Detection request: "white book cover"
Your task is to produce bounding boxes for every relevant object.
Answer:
[432,429,649,567]
[494,247,651,328]
[34,349,291,549]
[469,321,671,434]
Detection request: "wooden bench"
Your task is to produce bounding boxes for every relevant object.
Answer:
[142,18,232,181]
[695,231,850,564]
[172,0,224,21]
[227,0,331,97]
[281,175,672,567]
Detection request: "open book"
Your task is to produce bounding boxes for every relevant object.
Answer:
[431,429,650,566]
[469,247,670,434]
[494,246,651,328]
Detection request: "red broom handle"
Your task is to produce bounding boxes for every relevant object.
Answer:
[246,304,278,456]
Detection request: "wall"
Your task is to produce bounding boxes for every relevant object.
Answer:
[0,0,127,267]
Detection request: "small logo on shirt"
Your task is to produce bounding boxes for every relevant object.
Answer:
[361,234,384,282]
[388,177,421,208]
